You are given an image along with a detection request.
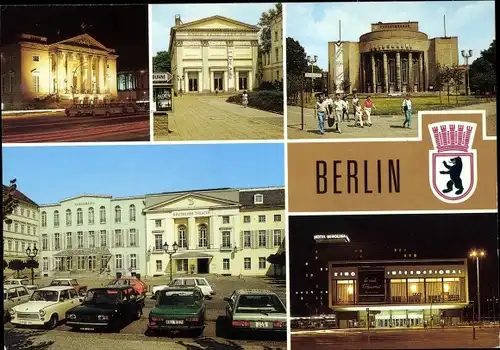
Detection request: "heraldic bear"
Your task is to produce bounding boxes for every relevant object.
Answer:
[439,157,464,195]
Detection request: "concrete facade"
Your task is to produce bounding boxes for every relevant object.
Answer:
[328,22,459,94]
[261,11,283,84]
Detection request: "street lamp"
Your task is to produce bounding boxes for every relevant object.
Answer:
[25,243,38,286]
[163,242,178,282]
[461,49,473,96]
[469,249,486,323]
[307,54,318,94]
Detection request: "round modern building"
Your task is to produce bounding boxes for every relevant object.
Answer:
[328,21,459,94]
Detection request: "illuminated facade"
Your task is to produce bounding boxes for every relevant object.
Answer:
[168,15,260,93]
[0,33,118,109]
[328,22,460,94]
[260,10,283,84]
[117,69,149,102]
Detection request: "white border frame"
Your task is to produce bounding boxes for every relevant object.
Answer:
[148,4,154,141]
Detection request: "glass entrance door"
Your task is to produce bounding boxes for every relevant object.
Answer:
[188,78,198,92]
[239,77,248,90]
[214,77,223,91]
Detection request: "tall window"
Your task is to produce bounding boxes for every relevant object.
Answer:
[65,209,72,226]
[156,260,162,272]
[130,254,137,269]
[243,231,251,248]
[54,233,60,250]
[77,231,84,248]
[42,257,49,271]
[66,232,72,249]
[155,234,163,250]
[76,208,83,225]
[389,59,396,83]
[273,229,282,247]
[178,225,187,248]
[115,254,123,269]
[223,258,230,271]
[221,231,231,248]
[41,212,47,227]
[77,256,85,270]
[88,207,94,224]
[336,280,356,304]
[100,230,107,247]
[425,278,443,303]
[243,216,250,223]
[99,206,106,224]
[198,224,208,248]
[401,59,408,84]
[114,206,121,223]
[273,214,282,222]
[259,257,266,269]
[258,230,266,248]
[407,278,425,303]
[244,257,251,270]
[88,231,95,248]
[390,279,407,303]
[258,215,266,223]
[9,74,15,94]
[129,229,137,247]
[114,229,122,247]
[32,74,40,92]
[7,240,12,251]
[42,234,48,250]
[129,204,136,222]
[275,48,279,63]
[53,211,59,227]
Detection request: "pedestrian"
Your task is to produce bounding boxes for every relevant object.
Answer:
[402,93,413,128]
[333,94,343,133]
[241,90,249,108]
[325,93,334,128]
[341,95,349,121]
[352,93,359,120]
[354,99,363,127]
[363,95,375,127]
[314,93,328,135]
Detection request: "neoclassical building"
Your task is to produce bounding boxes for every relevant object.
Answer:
[3,185,40,264]
[1,33,118,109]
[261,10,283,83]
[168,15,260,93]
[38,195,146,278]
[117,69,149,102]
[144,187,285,277]
[328,22,459,94]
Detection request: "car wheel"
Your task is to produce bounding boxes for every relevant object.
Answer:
[134,308,142,320]
[46,314,58,330]
[192,327,204,338]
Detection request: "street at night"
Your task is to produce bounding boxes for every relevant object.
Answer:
[2,112,150,143]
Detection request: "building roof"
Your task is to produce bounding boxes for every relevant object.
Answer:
[173,15,259,31]
[239,188,285,209]
[147,188,232,197]
[2,184,38,207]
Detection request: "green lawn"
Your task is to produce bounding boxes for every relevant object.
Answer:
[294,95,487,115]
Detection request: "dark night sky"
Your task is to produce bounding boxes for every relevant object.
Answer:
[290,214,499,298]
[0,5,149,71]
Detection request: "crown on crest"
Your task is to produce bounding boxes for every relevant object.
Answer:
[431,123,474,152]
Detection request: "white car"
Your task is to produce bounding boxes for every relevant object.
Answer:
[4,279,38,295]
[152,277,215,299]
[4,286,31,321]
[9,286,82,329]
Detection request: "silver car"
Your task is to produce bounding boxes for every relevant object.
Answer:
[223,289,287,337]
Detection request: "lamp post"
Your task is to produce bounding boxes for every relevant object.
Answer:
[25,244,38,286]
[469,249,486,324]
[163,242,178,282]
[306,54,318,94]
[461,49,473,96]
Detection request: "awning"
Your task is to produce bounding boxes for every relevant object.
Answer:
[53,247,111,257]
[171,252,213,260]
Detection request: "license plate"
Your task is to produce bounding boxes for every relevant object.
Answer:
[19,321,32,325]
[253,321,271,328]
[165,320,184,325]
[81,327,94,331]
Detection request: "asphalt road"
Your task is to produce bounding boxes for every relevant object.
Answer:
[2,112,150,143]
[4,297,287,350]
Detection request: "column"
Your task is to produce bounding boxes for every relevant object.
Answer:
[184,71,189,92]
[224,71,228,92]
[80,54,85,93]
[371,54,376,93]
[360,55,365,92]
[396,52,401,92]
[197,70,202,92]
[57,52,64,93]
[87,55,93,93]
[103,57,108,93]
[408,52,413,91]
[235,70,240,91]
[209,216,217,249]
[48,54,53,93]
[423,52,429,92]
[210,70,214,92]
[64,52,68,94]
[248,71,253,92]
[383,52,389,93]
[96,56,101,94]
[418,53,424,92]
[188,217,196,249]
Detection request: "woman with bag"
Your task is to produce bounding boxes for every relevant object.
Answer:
[402,94,413,128]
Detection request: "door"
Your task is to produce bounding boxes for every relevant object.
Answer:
[15,287,30,306]
[189,78,198,92]
[5,289,19,309]
[197,259,209,274]
[214,78,223,91]
[195,278,210,296]
[239,77,248,90]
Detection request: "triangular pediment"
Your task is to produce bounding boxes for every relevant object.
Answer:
[176,15,259,31]
[145,193,240,212]
[60,194,111,203]
[52,34,111,52]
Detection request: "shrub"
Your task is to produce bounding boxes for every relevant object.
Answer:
[25,260,39,269]
[226,90,284,114]
[8,259,25,277]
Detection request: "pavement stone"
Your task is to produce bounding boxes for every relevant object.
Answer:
[153,95,284,141]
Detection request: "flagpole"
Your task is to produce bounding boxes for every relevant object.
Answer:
[339,20,342,42]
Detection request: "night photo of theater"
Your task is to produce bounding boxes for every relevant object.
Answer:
[289,214,498,329]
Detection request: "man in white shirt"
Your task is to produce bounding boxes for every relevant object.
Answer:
[402,94,413,128]
[333,94,344,133]
[314,93,329,135]
[341,95,349,121]
[354,99,363,127]
[352,93,359,120]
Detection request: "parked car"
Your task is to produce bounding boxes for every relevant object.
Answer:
[66,286,143,332]
[222,289,287,337]
[153,277,215,299]
[9,286,83,329]
[4,286,31,322]
[65,104,93,117]
[49,278,87,296]
[147,286,206,336]
[4,279,38,295]
[107,277,148,296]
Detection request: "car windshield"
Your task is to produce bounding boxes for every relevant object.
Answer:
[157,291,198,306]
[50,280,69,286]
[84,289,120,304]
[196,279,208,286]
[236,294,286,314]
[30,290,59,302]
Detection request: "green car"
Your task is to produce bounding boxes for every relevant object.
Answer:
[147,286,206,336]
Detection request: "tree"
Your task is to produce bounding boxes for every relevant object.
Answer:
[267,252,286,276]
[3,179,18,224]
[286,37,308,103]
[152,51,171,73]
[25,260,39,269]
[257,3,282,54]
[469,40,496,94]
[434,64,463,103]
[8,259,25,278]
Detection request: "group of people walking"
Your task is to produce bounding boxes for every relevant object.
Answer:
[314,92,413,135]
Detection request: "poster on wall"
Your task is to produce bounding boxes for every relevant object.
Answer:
[357,269,386,303]
[155,87,172,112]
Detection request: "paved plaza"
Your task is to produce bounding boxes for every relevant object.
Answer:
[154,95,284,141]
[287,102,497,140]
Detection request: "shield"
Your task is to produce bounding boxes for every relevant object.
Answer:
[429,151,477,204]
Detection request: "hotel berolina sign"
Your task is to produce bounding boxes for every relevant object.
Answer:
[288,112,497,212]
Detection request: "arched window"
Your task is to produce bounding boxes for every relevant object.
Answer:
[129,204,136,222]
[76,208,83,225]
[99,206,106,224]
[178,225,187,248]
[53,210,59,227]
[114,206,121,223]
[88,207,94,224]
[198,224,208,248]
[41,212,47,227]
[65,209,72,226]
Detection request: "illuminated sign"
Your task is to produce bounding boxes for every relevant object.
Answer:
[313,233,350,243]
